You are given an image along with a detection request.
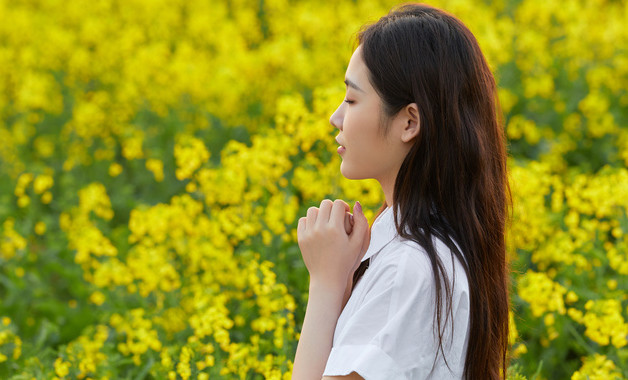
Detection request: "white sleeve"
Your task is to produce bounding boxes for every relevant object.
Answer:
[322,249,449,380]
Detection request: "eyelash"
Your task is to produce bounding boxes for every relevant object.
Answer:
[344,99,354,104]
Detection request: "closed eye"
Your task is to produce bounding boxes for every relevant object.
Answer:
[344,99,354,104]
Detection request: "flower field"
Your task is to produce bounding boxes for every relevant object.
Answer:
[0,0,626,378]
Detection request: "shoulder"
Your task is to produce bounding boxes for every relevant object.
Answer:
[369,234,470,297]
[369,238,431,276]
[361,238,435,302]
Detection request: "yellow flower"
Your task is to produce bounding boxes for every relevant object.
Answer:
[108,162,123,177]
[33,136,55,158]
[34,221,46,235]
[122,131,145,160]
[33,174,54,194]
[1,218,27,260]
[580,299,628,348]
[89,291,106,306]
[518,270,567,317]
[607,279,617,290]
[174,134,210,180]
[566,291,579,304]
[54,358,71,378]
[146,158,164,182]
[544,313,555,326]
[17,195,30,208]
[571,354,623,380]
[41,191,53,204]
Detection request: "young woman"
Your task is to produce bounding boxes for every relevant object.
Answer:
[293,3,512,379]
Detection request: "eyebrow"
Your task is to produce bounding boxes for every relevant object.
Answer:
[344,78,365,93]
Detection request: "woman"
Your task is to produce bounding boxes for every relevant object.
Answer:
[293,2,512,379]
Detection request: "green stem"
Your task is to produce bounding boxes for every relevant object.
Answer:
[565,321,596,356]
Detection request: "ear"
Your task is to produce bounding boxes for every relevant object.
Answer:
[400,102,420,143]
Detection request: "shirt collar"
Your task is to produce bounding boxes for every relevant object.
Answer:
[361,205,400,262]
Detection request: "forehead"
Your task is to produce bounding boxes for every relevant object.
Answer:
[347,45,365,74]
[346,45,369,91]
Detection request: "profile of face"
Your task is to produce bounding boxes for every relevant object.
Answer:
[330,45,420,185]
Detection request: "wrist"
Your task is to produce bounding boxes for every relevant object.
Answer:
[308,276,347,297]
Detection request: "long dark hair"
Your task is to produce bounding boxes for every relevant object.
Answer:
[349,3,512,379]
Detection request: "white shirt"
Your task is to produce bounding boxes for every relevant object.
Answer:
[323,205,470,379]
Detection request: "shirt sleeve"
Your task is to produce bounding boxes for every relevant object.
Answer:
[323,248,449,380]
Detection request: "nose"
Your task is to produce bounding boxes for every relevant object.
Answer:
[329,102,344,130]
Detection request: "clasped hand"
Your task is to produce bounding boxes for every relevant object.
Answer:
[297,199,370,290]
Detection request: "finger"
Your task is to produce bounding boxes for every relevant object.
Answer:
[334,199,351,212]
[306,206,319,230]
[330,199,348,229]
[334,199,353,234]
[297,216,306,235]
[349,201,368,243]
[344,212,353,235]
[316,199,333,228]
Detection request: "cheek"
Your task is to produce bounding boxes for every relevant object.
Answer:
[345,105,370,136]
[344,121,380,164]
[346,107,379,147]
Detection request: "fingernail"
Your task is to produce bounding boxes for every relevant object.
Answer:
[350,214,354,223]
[356,201,362,213]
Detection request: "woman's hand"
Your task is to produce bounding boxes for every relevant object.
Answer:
[297,199,369,290]
[292,199,370,379]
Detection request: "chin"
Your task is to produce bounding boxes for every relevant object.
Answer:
[339,161,368,180]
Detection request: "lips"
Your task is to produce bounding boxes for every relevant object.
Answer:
[335,137,346,154]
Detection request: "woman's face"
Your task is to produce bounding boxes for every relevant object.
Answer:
[330,45,415,183]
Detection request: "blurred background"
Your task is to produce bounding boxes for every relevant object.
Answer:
[0,0,626,378]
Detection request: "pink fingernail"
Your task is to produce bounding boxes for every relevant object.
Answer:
[356,201,362,213]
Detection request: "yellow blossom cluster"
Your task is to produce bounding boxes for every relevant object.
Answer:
[507,161,556,253]
[56,181,299,377]
[55,325,110,379]
[13,171,54,208]
[59,183,117,278]
[110,310,163,366]
[1,218,27,260]
[146,158,165,182]
[0,317,22,363]
[577,300,628,348]
[571,354,625,380]
[53,357,71,379]
[509,165,628,273]
[77,182,114,220]
[508,311,527,358]
[518,270,567,317]
[506,115,547,145]
[174,134,211,181]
